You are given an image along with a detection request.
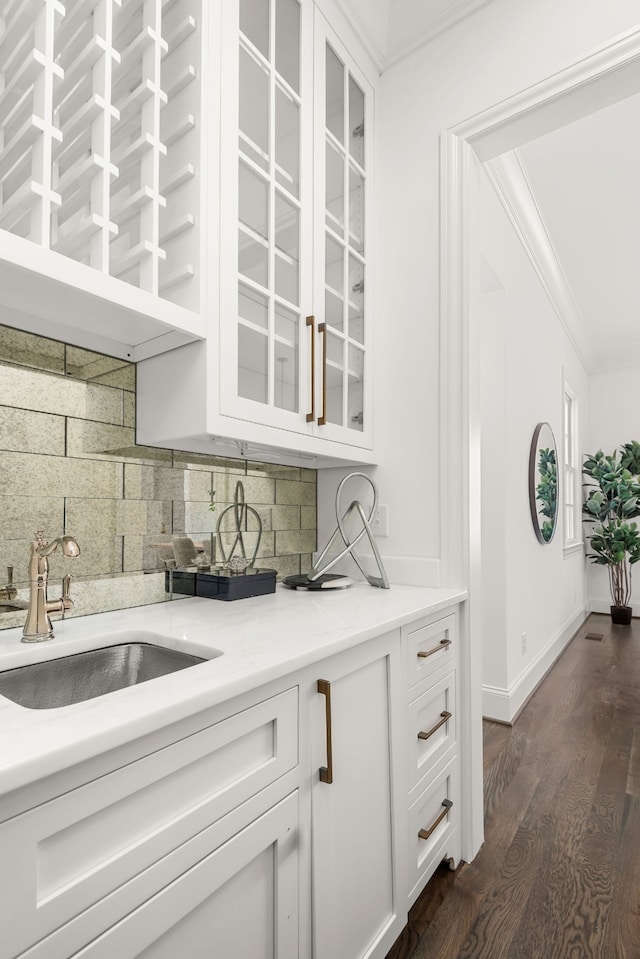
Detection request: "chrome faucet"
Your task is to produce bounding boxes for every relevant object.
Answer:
[23,531,80,643]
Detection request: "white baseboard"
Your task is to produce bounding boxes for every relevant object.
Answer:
[482,606,588,723]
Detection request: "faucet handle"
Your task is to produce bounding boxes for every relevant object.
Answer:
[6,566,13,585]
[61,574,74,613]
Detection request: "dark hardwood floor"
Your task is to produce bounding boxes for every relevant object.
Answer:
[386,613,640,959]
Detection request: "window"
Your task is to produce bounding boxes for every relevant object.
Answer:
[562,378,581,550]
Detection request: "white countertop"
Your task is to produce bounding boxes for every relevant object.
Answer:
[0,582,466,799]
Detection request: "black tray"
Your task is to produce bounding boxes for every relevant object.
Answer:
[196,567,277,602]
[164,568,197,596]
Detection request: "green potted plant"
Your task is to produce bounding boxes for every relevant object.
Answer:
[583,443,640,624]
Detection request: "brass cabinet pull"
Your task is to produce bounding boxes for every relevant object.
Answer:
[306,315,315,423]
[418,798,453,841]
[418,710,452,742]
[317,322,327,426]
[417,638,452,659]
[317,678,333,783]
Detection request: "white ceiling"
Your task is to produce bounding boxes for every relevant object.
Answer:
[340,0,493,68]
[517,93,640,372]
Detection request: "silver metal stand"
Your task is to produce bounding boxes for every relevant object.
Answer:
[308,472,390,589]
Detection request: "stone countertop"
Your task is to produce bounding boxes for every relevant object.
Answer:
[0,582,466,798]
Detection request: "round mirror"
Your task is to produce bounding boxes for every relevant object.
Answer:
[528,422,558,544]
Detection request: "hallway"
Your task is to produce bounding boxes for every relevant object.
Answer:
[387,613,640,959]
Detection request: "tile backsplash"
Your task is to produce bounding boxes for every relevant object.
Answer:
[0,325,316,627]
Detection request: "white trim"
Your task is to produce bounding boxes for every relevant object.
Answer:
[485,152,594,371]
[441,25,640,864]
[383,0,496,71]
[482,607,588,723]
[561,372,581,551]
[563,541,585,559]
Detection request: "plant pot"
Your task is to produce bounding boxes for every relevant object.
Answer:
[610,605,633,625]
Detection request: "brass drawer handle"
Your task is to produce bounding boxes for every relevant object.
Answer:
[317,678,333,783]
[418,710,452,742]
[317,322,327,426]
[306,315,315,423]
[418,798,453,841]
[417,638,451,659]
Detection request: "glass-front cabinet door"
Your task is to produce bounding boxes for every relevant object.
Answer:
[220,0,313,432]
[313,13,373,449]
[219,1,373,450]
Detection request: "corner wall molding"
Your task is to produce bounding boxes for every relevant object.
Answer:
[383,0,495,71]
[484,150,595,372]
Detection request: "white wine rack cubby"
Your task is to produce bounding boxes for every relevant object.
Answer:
[0,0,202,339]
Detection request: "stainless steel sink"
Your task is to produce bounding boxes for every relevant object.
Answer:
[0,642,208,709]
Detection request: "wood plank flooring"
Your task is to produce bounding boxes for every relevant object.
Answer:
[386,613,640,959]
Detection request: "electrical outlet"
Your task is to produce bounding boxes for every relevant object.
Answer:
[521,632,527,655]
[370,504,388,537]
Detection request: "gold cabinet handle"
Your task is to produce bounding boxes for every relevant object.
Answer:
[417,638,452,659]
[317,678,333,783]
[418,710,452,742]
[306,315,315,423]
[418,798,453,841]
[317,322,327,426]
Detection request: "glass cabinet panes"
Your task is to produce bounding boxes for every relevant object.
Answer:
[239,51,269,170]
[326,142,345,234]
[275,303,299,412]
[325,329,344,426]
[238,162,269,287]
[348,344,364,432]
[275,192,300,305]
[275,89,300,197]
[325,46,345,144]
[325,234,344,297]
[238,324,269,404]
[349,76,365,167]
[276,0,300,92]
[240,0,270,57]
[236,0,303,416]
[322,40,368,435]
[348,166,364,252]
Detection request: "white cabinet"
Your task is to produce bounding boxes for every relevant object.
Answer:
[71,792,299,959]
[0,0,208,361]
[402,611,462,908]
[0,602,466,959]
[137,0,377,467]
[308,631,404,959]
[1,687,299,958]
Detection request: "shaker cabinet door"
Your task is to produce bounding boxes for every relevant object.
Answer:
[310,633,403,959]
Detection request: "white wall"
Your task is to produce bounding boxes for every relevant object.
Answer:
[588,369,640,614]
[477,166,588,722]
[318,0,639,589]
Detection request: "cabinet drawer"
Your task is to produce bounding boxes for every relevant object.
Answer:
[408,755,461,908]
[2,687,298,959]
[408,671,457,798]
[404,614,457,696]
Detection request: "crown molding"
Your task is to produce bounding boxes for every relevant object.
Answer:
[485,150,595,373]
[330,0,497,73]
[383,0,495,70]
[330,0,387,71]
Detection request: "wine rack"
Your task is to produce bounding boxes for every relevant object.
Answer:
[0,0,201,315]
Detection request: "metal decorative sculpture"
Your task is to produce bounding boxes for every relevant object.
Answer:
[215,481,263,569]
